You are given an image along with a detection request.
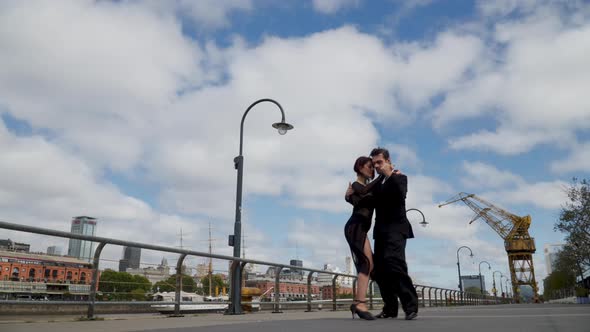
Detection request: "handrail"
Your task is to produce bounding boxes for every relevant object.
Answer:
[0,220,507,317]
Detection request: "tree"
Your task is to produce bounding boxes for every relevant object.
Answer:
[153,274,197,293]
[98,270,151,300]
[543,270,576,300]
[554,244,586,282]
[465,286,481,294]
[201,274,228,296]
[555,178,590,270]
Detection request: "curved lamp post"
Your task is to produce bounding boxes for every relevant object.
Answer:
[493,270,503,297]
[478,261,491,294]
[456,246,474,292]
[406,208,428,227]
[228,98,293,315]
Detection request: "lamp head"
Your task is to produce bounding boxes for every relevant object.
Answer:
[419,220,429,228]
[272,122,293,135]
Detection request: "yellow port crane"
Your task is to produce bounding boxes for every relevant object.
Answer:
[438,192,538,302]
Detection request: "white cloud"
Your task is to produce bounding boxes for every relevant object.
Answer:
[460,161,524,189]
[436,2,590,154]
[460,161,568,210]
[138,0,253,29]
[311,0,360,14]
[551,141,590,173]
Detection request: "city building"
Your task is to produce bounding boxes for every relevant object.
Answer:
[0,249,96,300]
[0,239,30,253]
[461,275,486,293]
[126,257,170,285]
[67,216,97,262]
[289,259,303,276]
[118,246,141,272]
[544,243,564,275]
[245,277,321,301]
[46,246,62,256]
[345,256,354,275]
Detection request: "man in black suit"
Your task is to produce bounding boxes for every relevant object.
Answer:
[346,147,418,320]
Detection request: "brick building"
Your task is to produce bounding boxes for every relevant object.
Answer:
[0,249,97,300]
[245,279,321,301]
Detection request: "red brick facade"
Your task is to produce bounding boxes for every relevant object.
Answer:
[0,251,95,285]
[246,280,321,299]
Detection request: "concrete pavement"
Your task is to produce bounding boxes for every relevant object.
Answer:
[1,304,588,332]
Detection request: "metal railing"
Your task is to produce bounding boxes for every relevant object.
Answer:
[0,220,509,319]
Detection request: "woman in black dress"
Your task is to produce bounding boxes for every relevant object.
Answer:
[345,156,382,320]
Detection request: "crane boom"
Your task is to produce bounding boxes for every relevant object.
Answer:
[439,192,538,302]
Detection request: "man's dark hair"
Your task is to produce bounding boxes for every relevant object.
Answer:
[353,156,372,174]
[370,147,390,160]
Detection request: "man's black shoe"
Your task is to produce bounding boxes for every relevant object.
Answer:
[404,312,418,320]
[375,311,397,319]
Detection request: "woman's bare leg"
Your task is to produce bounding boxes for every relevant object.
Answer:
[355,236,374,311]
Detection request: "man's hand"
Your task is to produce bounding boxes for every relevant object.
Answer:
[345,182,354,199]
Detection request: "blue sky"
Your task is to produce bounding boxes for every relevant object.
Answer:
[1,0,589,295]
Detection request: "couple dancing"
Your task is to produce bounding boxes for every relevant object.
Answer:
[344,147,418,321]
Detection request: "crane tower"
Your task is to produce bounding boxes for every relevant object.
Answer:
[439,192,538,302]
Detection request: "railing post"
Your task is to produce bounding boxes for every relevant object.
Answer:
[352,278,357,302]
[87,242,106,320]
[434,287,439,306]
[332,275,339,311]
[173,253,187,317]
[226,260,243,315]
[445,290,450,306]
[306,272,315,312]
[420,286,426,308]
[369,280,374,310]
[428,287,433,307]
[273,266,283,313]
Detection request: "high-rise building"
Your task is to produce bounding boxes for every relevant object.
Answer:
[289,259,303,276]
[118,246,141,272]
[47,246,62,256]
[544,243,564,275]
[67,216,97,262]
[345,256,354,275]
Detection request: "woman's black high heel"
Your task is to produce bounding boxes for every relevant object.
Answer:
[350,300,376,320]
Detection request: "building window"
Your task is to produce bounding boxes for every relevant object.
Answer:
[29,268,36,280]
[66,271,73,280]
[80,272,87,282]
[52,270,58,278]
[11,267,19,280]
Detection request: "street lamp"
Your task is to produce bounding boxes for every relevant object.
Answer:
[228,98,293,315]
[478,261,491,294]
[493,270,503,297]
[406,208,428,227]
[456,246,474,292]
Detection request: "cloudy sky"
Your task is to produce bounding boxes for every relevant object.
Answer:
[1,0,589,293]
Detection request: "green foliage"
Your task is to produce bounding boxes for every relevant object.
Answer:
[575,286,589,297]
[200,274,228,296]
[465,286,481,294]
[555,178,590,270]
[543,269,576,300]
[98,270,151,300]
[153,274,197,293]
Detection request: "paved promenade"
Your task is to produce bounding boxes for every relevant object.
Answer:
[1,304,588,332]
